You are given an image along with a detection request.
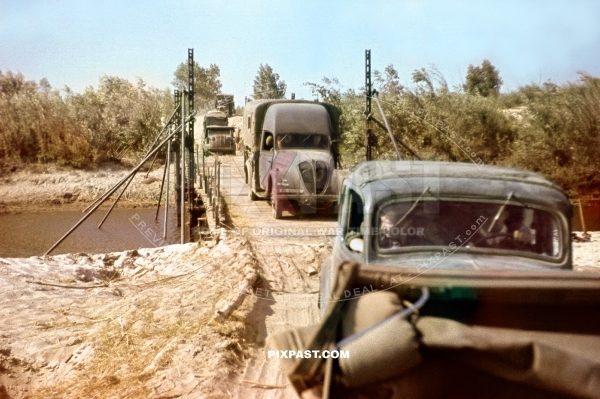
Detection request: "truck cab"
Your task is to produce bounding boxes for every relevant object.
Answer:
[242,100,343,218]
[202,110,236,154]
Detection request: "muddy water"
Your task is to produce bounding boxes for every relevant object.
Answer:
[0,208,182,258]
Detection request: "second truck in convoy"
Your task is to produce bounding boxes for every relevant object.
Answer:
[242,99,343,219]
[202,109,236,155]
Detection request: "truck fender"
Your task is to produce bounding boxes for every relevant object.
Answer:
[266,173,273,196]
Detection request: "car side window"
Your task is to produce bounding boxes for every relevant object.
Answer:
[345,189,364,251]
[347,190,364,233]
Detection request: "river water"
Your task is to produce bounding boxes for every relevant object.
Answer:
[0,208,182,258]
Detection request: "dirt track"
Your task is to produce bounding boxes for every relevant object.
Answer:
[211,153,337,398]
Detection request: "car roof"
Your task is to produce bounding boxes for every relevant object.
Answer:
[346,161,571,215]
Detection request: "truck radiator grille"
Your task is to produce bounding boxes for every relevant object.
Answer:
[315,161,328,192]
[209,135,232,149]
[298,161,329,194]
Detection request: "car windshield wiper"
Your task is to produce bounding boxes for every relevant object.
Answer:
[487,191,514,233]
[392,186,434,228]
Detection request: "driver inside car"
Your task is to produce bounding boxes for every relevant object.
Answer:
[378,206,449,249]
[480,208,534,248]
[264,134,274,151]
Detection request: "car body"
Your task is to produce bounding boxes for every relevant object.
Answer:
[319,160,573,311]
[276,160,600,398]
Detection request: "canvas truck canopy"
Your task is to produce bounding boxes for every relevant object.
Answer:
[275,262,600,399]
[215,93,234,116]
[204,110,228,127]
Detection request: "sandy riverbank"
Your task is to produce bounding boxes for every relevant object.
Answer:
[0,232,597,398]
[0,163,171,213]
[573,231,600,269]
[0,235,260,398]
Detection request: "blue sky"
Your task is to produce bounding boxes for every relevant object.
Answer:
[1,0,599,106]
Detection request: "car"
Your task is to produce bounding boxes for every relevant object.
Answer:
[319,160,573,312]
[274,160,600,399]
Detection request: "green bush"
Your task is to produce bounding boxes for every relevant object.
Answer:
[306,67,600,196]
[0,71,93,167]
[0,70,172,168]
[505,74,600,192]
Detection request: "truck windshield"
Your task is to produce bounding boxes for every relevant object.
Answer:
[376,200,563,259]
[275,133,329,150]
[205,117,228,127]
[207,128,233,136]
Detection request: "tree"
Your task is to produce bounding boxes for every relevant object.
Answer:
[374,65,404,97]
[172,62,222,110]
[252,64,286,99]
[306,77,363,166]
[463,59,503,97]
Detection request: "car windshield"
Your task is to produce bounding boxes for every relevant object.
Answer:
[376,200,563,259]
[275,133,329,150]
